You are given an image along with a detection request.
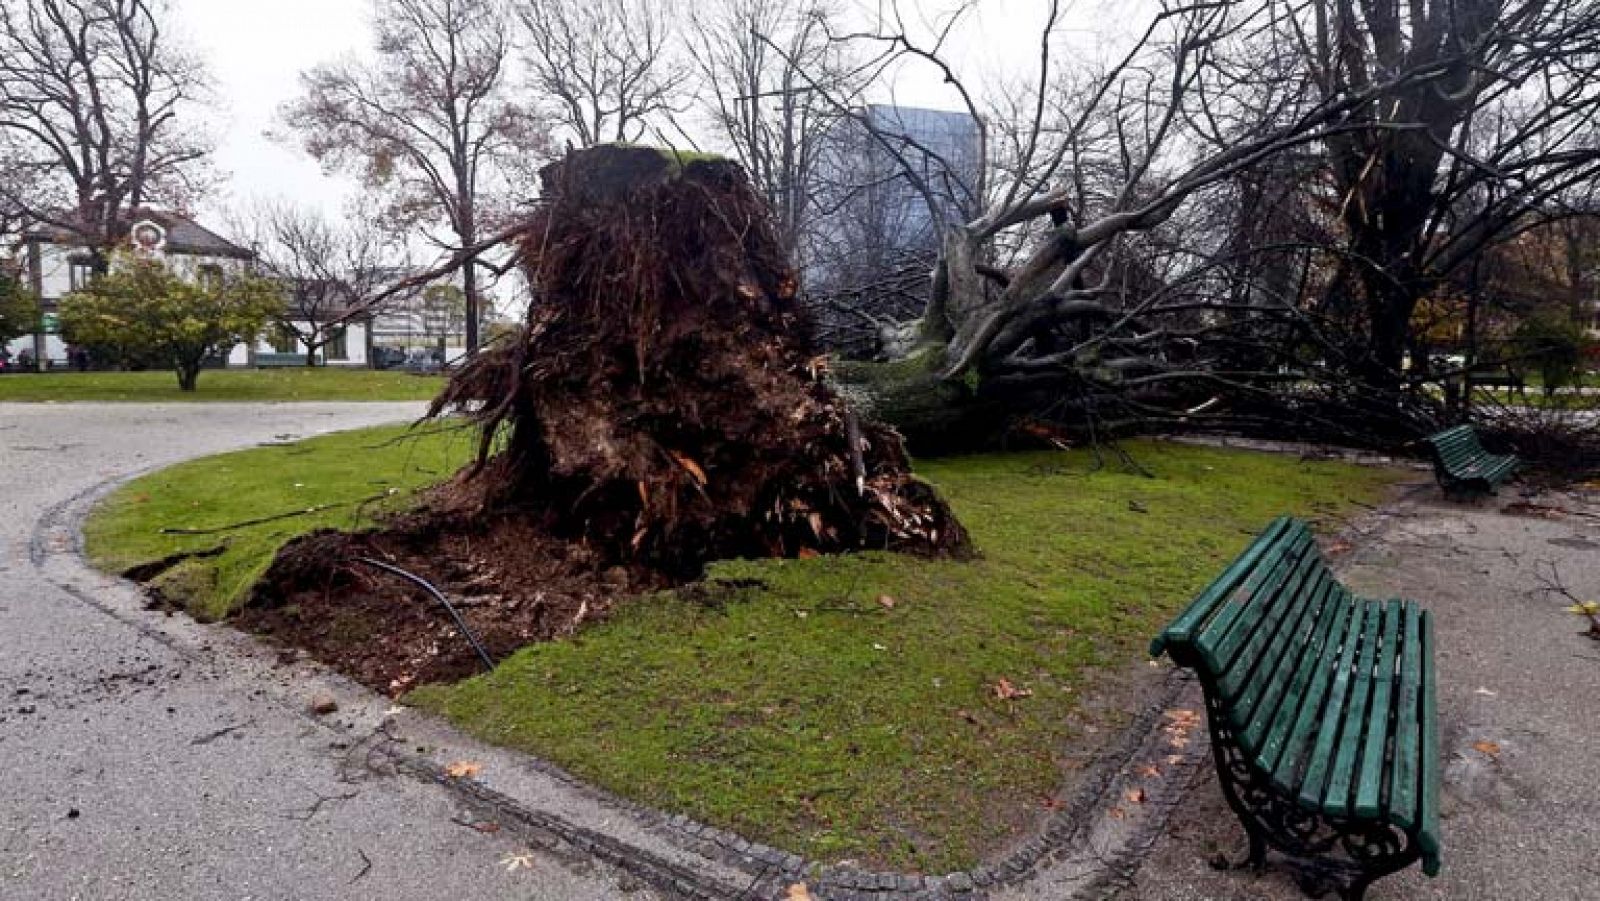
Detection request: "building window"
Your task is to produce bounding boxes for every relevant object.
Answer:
[269,324,297,354]
[325,327,348,361]
[68,259,95,292]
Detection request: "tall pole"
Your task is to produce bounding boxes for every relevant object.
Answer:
[28,239,45,370]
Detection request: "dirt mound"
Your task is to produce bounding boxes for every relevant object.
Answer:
[245,145,966,692]
[241,508,667,692]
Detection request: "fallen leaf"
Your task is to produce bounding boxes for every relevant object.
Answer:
[787,884,814,901]
[876,594,897,609]
[1565,601,1600,615]
[957,709,980,725]
[1165,754,1186,766]
[872,642,888,651]
[1125,787,1147,804]
[1107,806,1126,819]
[500,853,534,872]
[1471,740,1501,759]
[445,760,483,779]
[1134,764,1161,779]
[993,678,1034,701]
[797,547,820,559]
[471,821,501,834]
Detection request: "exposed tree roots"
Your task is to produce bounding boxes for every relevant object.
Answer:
[246,146,967,692]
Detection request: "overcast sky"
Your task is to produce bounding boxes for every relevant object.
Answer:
[181,0,1131,233]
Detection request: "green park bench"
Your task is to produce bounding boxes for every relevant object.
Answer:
[1423,424,1519,496]
[1151,516,1440,901]
[254,352,310,367]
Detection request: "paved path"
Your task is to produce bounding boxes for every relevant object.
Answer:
[1118,484,1600,900]
[0,404,679,901]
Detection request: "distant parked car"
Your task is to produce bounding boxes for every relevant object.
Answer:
[370,346,407,370]
[404,348,444,373]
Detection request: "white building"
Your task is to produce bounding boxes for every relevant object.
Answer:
[6,209,376,369]
[7,210,256,368]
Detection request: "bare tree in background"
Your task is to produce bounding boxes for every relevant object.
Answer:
[1293,0,1600,387]
[686,0,865,258]
[0,0,211,263]
[235,201,413,367]
[513,0,687,147]
[759,0,1600,447]
[282,0,546,355]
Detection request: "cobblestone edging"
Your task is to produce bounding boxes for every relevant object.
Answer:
[45,470,1254,901]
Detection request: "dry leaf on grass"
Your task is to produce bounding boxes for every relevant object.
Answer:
[993,677,1033,700]
[877,594,897,609]
[445,760,483,779]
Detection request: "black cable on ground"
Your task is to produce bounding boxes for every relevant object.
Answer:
[350,556,496,673]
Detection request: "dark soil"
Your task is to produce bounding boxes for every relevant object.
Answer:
[239,495,672,693]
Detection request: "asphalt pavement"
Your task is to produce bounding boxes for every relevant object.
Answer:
[0,403,675,901]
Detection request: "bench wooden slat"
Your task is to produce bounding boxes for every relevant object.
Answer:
[1389,603,1423,830]
[1324,601,1385,817]
[1149,516,1294,658]
[1235,570,1337,756]
[1296,602,1369,808]
[1198,528,1314,675]
[1215,545,1323,701]
[1256,583,1349,775]
[1266,592,1356,793]
[1354,598,1403,818]
[1419,611,1442,876]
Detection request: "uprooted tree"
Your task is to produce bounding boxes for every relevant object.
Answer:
[431,144,966,574]
[252,145,965,689]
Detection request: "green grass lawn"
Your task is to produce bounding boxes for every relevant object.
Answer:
[84,422,477,620]
[0,368,445,402]
[85,429,1405,872]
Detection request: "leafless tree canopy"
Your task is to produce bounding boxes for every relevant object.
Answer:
[513,0,687,147]
[234,200,414,366]
[0,0,212,258]
[767,0,1600,448]
[686,0,868,258]
[282,0,547,353]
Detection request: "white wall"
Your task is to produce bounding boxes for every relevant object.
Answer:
[229,321,370,368]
